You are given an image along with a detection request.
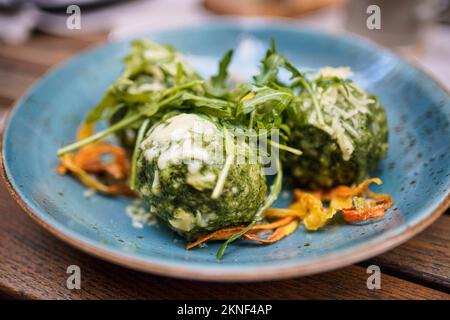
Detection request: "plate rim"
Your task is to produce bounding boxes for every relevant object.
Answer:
[1,20,449,281]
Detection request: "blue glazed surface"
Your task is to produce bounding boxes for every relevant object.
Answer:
[3,21,450,279]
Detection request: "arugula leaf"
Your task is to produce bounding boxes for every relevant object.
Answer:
[205,50,235,99]
[253,52,285,85]
[240,86,292,115]
[210,50,233,87]
[130,119,151,190]
[85,39,201,125]
[86,90,117,124]
[181,92,235,118]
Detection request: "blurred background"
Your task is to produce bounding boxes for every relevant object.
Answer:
[0,0,449,88]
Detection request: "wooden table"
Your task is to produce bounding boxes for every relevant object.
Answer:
[0,33,449,300]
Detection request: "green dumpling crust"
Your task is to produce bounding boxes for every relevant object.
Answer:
[285,68,388,189]
[135,113,267,240]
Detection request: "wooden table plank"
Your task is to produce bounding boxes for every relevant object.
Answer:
[0,32,106,109]
[22,32,105,51]
[0,44,73,69]
[0,70,38,102]
[0,96,14,110]
[0,55,49,77]
[0,180,448,300]
[366,214,450,291]
[0,33,105,69]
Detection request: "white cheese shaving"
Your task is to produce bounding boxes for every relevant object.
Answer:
[141,114,220,170]
[169,208,195,232]
[126,201,154,229]
[151,169,160,194]
[317,67,353,79]
[331,118,354,161]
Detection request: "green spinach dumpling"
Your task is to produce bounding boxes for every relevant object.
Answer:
[135,113,267,240]
[285,68,388,189]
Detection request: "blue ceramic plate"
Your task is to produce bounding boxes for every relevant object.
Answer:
[2,21,449,281]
